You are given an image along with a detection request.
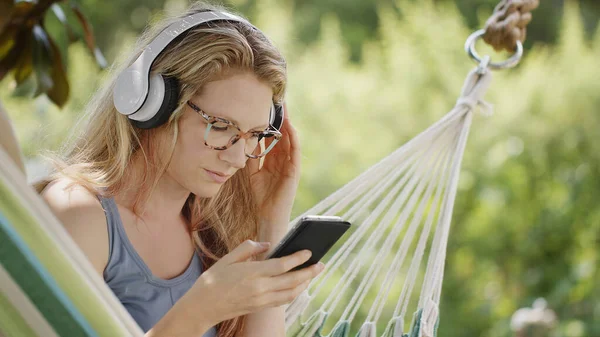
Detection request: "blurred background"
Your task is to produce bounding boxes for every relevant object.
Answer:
[1,0,599,336]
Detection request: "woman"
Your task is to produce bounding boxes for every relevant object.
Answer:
[38,2,323,337]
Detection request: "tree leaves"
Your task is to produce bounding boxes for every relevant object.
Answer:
[30,24,69,105]
[32,24,55,95]
[13,30,34,85]
[0,0,104,108]
[70,2,106,68]
[45,28,69,106]
[50,3,77,42]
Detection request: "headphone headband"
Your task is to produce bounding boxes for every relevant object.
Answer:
[113,11,249,115]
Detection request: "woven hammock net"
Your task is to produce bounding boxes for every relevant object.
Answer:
[283,68,493,337]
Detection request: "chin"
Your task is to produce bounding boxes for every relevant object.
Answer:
[191,183,223,199]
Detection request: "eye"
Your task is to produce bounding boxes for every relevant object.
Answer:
[211,121,229,132]
[258,130,277,139]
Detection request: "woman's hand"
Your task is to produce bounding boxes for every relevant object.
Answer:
[162,240,323,335]
[248,103,301,237]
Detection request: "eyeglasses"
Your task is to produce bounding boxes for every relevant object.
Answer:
[187,101,282,159]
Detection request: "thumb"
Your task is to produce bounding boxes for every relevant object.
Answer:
[220,240,270,265]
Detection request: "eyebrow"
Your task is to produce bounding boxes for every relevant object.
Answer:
[190,101,270,131]
[227,116,270,131]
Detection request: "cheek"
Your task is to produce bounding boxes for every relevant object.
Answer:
[170,125,214,170]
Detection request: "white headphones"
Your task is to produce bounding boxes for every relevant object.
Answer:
[113,10,284,130]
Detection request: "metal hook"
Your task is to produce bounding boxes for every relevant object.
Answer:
[465,29,523,70]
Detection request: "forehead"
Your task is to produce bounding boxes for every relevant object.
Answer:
[193,72,273,129]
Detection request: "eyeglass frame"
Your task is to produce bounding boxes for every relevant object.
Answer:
[186,100,282,159]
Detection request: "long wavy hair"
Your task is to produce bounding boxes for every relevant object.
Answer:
[34,2,287,336]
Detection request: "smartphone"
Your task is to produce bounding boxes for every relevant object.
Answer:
[266,215,351,272]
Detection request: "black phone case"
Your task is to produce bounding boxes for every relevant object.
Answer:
[267,217,351,272]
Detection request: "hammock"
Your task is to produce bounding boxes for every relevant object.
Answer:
[0,2,538,336]
[283,27,525,337]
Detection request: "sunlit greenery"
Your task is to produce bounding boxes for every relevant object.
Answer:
[1,0,598,336]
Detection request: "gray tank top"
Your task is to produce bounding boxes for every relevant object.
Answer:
[98,196,217,336]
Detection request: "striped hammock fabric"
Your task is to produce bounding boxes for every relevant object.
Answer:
[0,143,143,337]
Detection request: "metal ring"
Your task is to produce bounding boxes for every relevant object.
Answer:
[465,29,523,70]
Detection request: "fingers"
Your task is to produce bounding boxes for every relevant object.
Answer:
[284,114,302,177]
[280,103,300,151]
[268,262,324,292]
[276,118,292,153]
[257,250,313,276]
[219,240,271,265]
[262,102,300,163]
[251,259,322,309]
[277,102,293,150]
[268,279,312,308]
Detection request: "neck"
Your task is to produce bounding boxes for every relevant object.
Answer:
[114,155,190,229]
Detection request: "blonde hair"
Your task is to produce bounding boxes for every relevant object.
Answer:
[35,2,287,336]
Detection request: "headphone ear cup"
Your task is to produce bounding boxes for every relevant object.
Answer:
[271,104,284,131]
[130,75,180,129]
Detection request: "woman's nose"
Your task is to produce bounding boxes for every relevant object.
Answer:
[218,138,248,169]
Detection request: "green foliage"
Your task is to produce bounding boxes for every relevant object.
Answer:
[1,0,599,336]
[250,0,600,62]
[37,0,600,65]
[0,0,105,107]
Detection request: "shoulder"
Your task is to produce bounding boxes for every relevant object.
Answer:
[41,177,109,275]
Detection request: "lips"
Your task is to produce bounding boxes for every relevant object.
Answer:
[204,169,232,184]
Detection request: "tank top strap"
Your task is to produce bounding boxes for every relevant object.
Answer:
[97,195,203,286]
[97,195,120,265]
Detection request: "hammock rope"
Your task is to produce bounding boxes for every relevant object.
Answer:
[483,0,540,52]
[284,67,494,337]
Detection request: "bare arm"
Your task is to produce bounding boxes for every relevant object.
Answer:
[41,180,110,275]
[240,220,290,337]
[240,308,286,337]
